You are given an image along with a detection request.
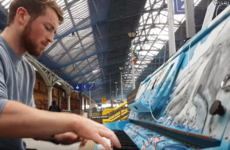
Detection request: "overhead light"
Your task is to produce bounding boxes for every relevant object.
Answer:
[128,32,137,39]
[119,67,123,71]
[57,82,62,85]
[115,82,118,85]
[92,69,100,74]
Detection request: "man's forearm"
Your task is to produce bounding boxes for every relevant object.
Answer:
[0,101,122,149]
[0,101,77,138]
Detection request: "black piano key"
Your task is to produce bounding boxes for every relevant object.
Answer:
[114,146,140,150]
[112,130,139,150]
[119,142,136,145]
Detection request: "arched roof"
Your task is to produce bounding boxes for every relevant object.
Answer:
[0,0,209,103]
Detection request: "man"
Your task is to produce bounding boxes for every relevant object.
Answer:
[49,100,61,112]
[0,0,121,150]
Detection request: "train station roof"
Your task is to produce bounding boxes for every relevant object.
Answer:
[0,0,210,103]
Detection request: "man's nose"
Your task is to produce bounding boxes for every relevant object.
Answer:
[47,33,54,43]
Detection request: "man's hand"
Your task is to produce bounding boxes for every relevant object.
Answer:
[73,116,121,150]
[0,101,121,150]
[54,132,87,146]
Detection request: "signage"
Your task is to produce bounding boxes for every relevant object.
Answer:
[82,84,88,90]
[102,97,106,103]
[73,84,95,91]
[92,112,101,116]
[88,83,96,90]
[174,0,185,14]
[74,84,83,91]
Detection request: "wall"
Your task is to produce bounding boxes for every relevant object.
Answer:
[33,72,81,114]
[33,73,49,110]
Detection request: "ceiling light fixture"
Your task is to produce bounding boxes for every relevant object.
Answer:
[92,69,100,74]
[127,32,137,39]
[119,67,123,71]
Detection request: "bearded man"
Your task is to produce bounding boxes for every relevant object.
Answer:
[0,0,121,150]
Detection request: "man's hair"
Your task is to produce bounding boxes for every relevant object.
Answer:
[6,0,64,26]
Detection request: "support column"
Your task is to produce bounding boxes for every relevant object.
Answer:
[132,58,135,90]
[112,91,114,107]
[47,86,53,110]
[120,71,123,100]
[79,94,82,111]
[185,0,196,38]
[84,98,86,110]
[82,97,84,111]
[59,97,62,109]
[167,0,176,57]
[89,91,91,118]
[59,89,62,109]
[110,75,113,108]
[115,84,117,98]
[78,93,82,115]
[67,95,71,111]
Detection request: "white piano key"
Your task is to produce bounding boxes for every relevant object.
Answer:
[96,137,111,150]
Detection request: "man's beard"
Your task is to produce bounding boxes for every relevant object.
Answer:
[21,21,42,57]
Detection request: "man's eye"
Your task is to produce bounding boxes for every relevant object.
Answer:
[45,26,51,31]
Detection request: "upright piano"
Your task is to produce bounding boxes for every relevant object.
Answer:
[95,5,230,150]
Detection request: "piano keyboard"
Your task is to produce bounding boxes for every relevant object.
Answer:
[96,130,139,150]
[113,130,139,150]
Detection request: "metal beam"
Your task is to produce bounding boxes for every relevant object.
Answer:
[105,7,167,21]
[64,0,89,84]
[62,0,79,11]
[92,0,99,14]
[51,46,129,69]
[167,0,176,57]
[60,61,126,81]
[24,53,75,95]
[185,0,196,38]
[54,16,91,40]
[45,31,92,56]
[0,3,8,16]
[123,0,164,85]
[67,67,122,81]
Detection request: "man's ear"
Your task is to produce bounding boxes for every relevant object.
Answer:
[15,7,30,26]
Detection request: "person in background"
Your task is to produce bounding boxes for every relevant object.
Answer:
[48,100,61,112]
[0,0,121,150]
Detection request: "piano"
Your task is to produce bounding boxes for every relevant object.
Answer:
[94,5,230,150]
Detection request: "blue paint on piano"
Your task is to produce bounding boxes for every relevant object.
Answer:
[95,6,230,150]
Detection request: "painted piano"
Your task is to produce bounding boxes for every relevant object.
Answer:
[95,5,230,150]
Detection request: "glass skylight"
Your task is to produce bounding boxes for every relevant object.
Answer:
[123,0,202,88]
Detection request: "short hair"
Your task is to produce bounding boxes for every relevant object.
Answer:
[6,0,64,26]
